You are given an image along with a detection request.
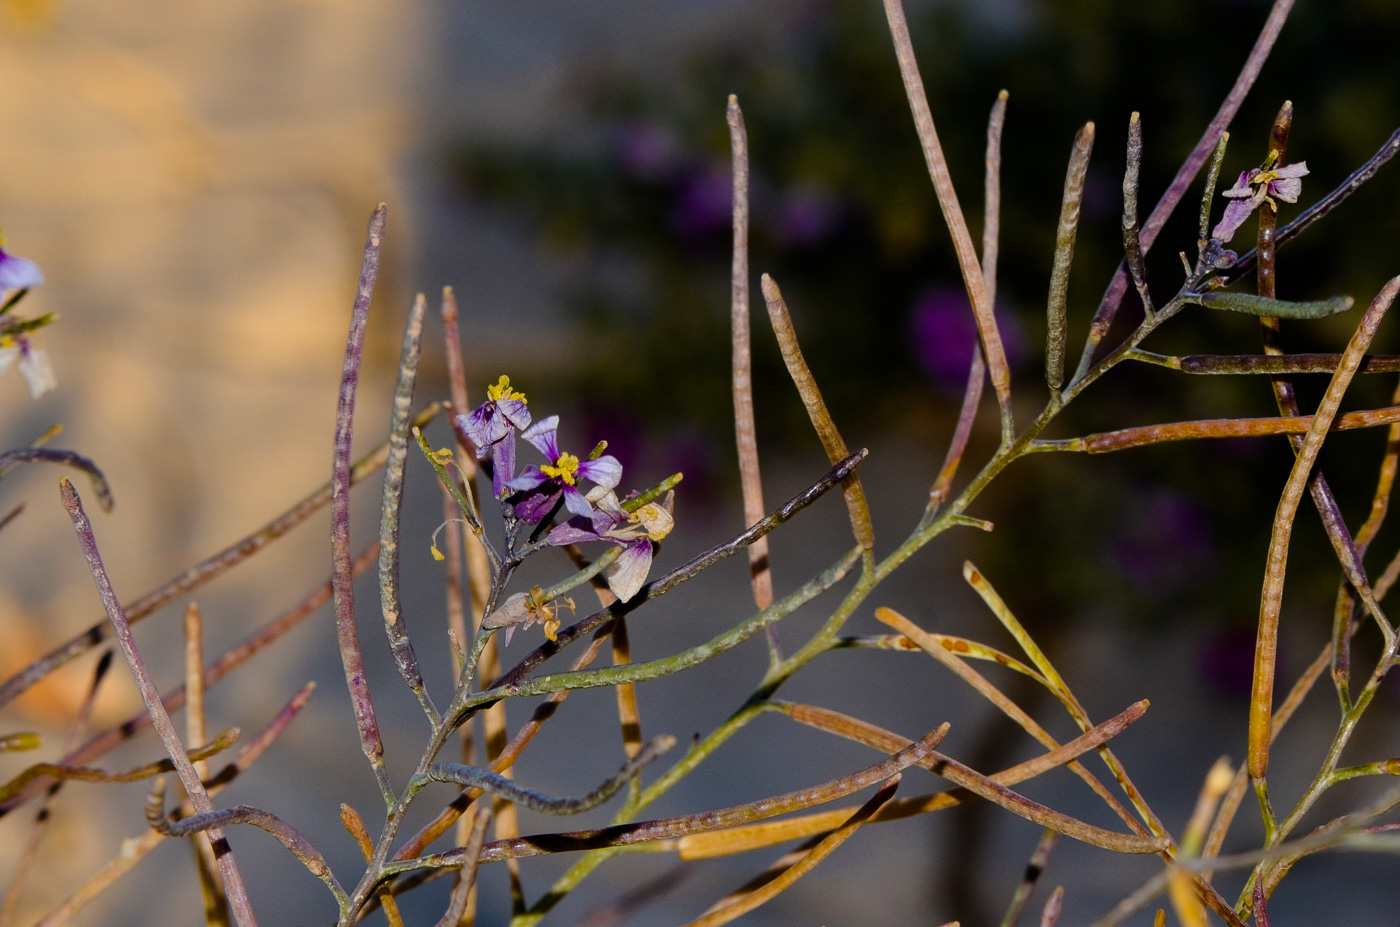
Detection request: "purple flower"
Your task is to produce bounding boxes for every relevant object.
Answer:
[670,167,732,240]
[506,416,622,522]
[1211,156,1309,243]
[910,287,980,392]
[459,376,532,498]
[0,240,43,291]
[613,122,680,183]
[546,490,674,602]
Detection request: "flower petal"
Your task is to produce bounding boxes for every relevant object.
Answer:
[514,488,561,524]
[576,454,622,490]
[18,347,55,399]
[604,540,653,603]
[1221,170,1256,198]
[498,398,532,431]
[0,347,16,375]
[1270,177,1303,203]
[1273,161,1309,180]
[561,484,594,518]
[1212,197,1256,243]
[547,520,601,546]
[521,416,561,460]
[464,405,508,454]
[489,436,516,499]
[505,466,549,493]
[0,251,44,289]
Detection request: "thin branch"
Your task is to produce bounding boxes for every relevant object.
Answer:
[60,480,259,927]
[380,292,437,722]
[1250,276,1400,781]
[484,451,867,694]
[1046,121,1096,390]
[727,95,773,619]
[1,547,376,817]
[390,730,943,870]
[1129,351,1400,375]
[416,736,674,815]
[0,405,434,712]
[332,203,392,805]
[678,699,1148,860]
[881,0,1014,442]
[1041,402,1400,452]
[0,448,112,511]
[681,777,900,927]
[1122,113,1154,319]
[999,830,1059,927]
[760,275,873,552]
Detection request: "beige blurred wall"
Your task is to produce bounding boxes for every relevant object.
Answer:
[0,0,417,725]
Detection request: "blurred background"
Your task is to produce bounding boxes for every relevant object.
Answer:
[3,0,1400,924]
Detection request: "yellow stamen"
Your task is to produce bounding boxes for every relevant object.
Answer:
[541,452,580,485]
[486,375,527,404]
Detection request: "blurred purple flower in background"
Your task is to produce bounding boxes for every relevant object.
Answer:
[612,122,681,183]
[669,165,732,240]
[909,286,982,393]
[0,246,43,290]
[1110,489,1213,591]
[770,187,842,249]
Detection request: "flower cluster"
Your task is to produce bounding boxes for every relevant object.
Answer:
[457,377,675,618]
[1212,151,1309,243]
[0,230,55,399]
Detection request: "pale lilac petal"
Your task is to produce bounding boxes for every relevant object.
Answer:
[1212,197,1256,243]
[0,346,16,375]
[18,346,55,399]
[464,405,507,454]
[521,415,561,460]
[561,484,594,518]
[497,398,531,431]
[1221,170,1256,198]
[576,454,622,490]
[1274,161,1309,180]
[547,521,601,546]
[1270,177,1303,203]
[0,250,44,289]
[505,466,549,493]
[604,540,653,602]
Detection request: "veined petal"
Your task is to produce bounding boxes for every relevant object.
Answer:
[464,405,508,453]
[489,436,516,499]
[604,540,653,602]
[505,466,550,492]
[498,398,531,431]
[576,454,622,490]
[0,250,44,289]
[546,520,601,546]
[561,484,594,518]
[514,488,561,524]
[1270,176,1303,203]
[1274,161,1309,180]
[522,415,562,460]
[1212,197,1256,243]
[1221,170,1256,198]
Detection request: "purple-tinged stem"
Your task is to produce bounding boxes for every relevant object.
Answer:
[60,479,259,927]
[727,95,774,622]
[333,203,393,805]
